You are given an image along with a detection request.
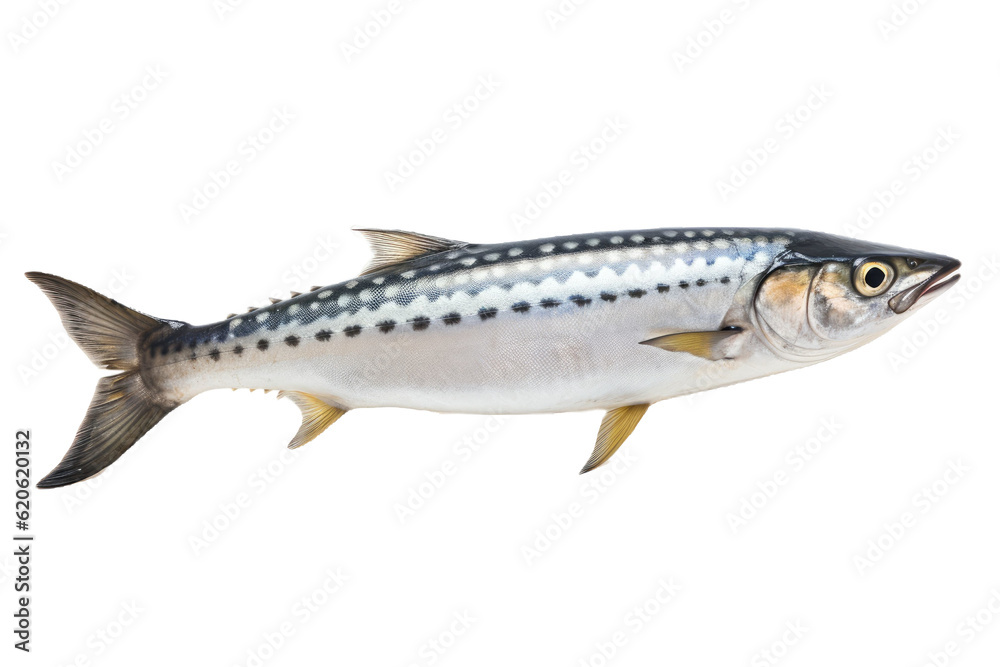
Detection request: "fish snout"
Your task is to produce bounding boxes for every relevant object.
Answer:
[888,256,961,314]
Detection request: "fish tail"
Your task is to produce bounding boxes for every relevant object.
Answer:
[26,272,181,488]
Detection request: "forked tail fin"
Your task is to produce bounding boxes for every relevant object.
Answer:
[26,272,180,488]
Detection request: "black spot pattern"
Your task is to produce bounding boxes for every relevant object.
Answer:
[209,349,221,361]
[180,227,766,352]
[161,229,795,350]
[284,335,300,347]
[257,339,269,351]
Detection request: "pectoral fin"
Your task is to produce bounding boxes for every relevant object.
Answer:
[580,404,650,474]
[640,327,743,361]
[278,391,347,449]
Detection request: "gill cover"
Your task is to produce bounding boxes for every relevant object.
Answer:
[752,263,872,364]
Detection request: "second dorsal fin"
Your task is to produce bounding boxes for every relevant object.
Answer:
[354,228,467,275]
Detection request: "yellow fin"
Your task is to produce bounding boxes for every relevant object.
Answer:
[640,327,742,361]
[355,228,467,275]
[580,404,650,474]
[278,391,347,449]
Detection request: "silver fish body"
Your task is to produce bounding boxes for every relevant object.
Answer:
[27,226,961,487]
[151,228,786,413]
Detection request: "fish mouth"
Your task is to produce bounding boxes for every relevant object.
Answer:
[889,259,961,314]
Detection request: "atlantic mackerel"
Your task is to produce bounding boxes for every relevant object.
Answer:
[27,226,961,487]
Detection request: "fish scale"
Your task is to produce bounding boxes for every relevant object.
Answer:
[144,228,785,408]
[152,228,783,355]
[26,226,961,487]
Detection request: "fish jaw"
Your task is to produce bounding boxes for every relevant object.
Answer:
[889,257,961,314]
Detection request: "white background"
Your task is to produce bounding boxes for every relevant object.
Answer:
[3,1,1000,665]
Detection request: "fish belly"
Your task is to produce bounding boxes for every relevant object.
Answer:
[266,294,751,414]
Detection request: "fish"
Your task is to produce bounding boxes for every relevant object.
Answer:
[26,226,961,488]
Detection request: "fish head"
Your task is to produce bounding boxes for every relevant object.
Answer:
[750,232,961,362]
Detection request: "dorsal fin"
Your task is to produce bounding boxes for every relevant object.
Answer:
[355,228,467,276]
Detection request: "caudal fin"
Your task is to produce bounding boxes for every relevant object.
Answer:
[26,272,179,488]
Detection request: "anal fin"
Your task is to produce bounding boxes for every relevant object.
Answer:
[580,404,650,474]
[278,391,347,449]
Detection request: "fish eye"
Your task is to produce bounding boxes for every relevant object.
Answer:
[854,260,895,297]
